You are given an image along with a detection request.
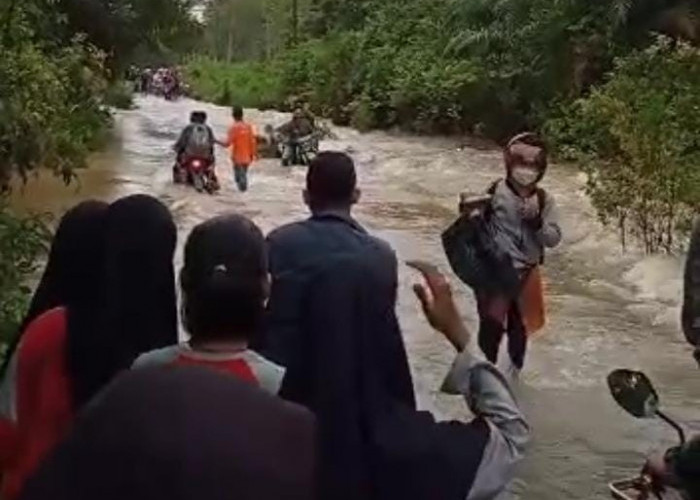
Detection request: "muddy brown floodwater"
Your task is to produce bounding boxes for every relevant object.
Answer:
[11,95,700,499]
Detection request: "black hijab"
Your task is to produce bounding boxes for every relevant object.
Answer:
[282,256,489,500]
[88,194,178,401]
[0,200,109,380]
[20,367,317,500]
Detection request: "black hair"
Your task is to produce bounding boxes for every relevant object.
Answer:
[181,214,267,342]
[191,111,207,124]
[232,106,244,121]
[306,151,357,211]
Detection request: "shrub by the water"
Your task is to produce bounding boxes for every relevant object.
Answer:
[546,39,700,253]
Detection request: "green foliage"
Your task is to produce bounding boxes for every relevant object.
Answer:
[193,0,700,252]
[0,205,51,348]
[549,38,700,253]
[0,38,111,188]
[185,56,284,109]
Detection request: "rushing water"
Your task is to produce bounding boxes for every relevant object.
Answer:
[11,95,700,499]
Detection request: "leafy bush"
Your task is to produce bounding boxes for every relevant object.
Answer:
[0,38,111,188]
[549,39,700,252]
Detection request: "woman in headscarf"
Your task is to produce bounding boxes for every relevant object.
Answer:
[20,367,317,500]
[283,255,530,500]
[0,201,107,378]
[0,200,109,500]
[88,194,178,400]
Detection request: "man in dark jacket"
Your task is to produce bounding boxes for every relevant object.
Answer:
[259,152,406,386]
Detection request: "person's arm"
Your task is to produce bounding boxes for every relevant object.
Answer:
[250,125,258,161]
[538,192,562,248]
[408,261,530,500]
[442,349,529,500]
[173,126,190,153]
[216,126,231,148]
[277,121,292,137]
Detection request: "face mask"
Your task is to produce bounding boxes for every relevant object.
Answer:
[511,167,539,187]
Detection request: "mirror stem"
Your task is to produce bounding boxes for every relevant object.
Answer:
[656,410,686,445]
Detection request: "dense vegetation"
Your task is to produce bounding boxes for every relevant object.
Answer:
[0,0,199,354]
[189,0,700,252]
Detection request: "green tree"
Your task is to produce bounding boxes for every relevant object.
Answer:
[552,38,700,252]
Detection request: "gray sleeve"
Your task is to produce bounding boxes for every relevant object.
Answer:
[538,192,562,248]
[441,350,530,500]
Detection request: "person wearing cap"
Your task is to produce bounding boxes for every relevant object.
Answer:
[132,214,284,395]
[469,132,562,373]
[259,152,402,372]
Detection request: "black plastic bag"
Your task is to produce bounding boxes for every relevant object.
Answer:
[441,214,520,299]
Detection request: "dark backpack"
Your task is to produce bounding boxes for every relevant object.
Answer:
[185,124,212,158]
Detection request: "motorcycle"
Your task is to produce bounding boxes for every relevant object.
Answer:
[607,369,687,500]
[280,133,319,167]
[174,157,219,194]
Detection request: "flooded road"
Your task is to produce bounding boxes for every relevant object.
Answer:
[12,95,700,499]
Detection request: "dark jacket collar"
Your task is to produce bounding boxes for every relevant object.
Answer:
[310,209,366,233]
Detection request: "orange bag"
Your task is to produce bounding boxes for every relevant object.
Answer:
[518,266,546,337]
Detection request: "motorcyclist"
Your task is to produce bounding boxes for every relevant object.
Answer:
[276,109,316,165]
[173,111,217,185]
[641,218,700,500]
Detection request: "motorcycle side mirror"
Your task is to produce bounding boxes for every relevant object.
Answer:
[607,369,659,418]
[607,369,686,444]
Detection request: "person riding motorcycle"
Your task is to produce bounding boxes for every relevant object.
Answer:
[173,111,217,187]
[639,218,700,500]
[276,109,316,165]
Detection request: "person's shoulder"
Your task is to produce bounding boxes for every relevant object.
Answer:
[132,344,181,369]
[244,350,286,395]
[21,307,68,350]
[365,232,395,256]
[536,186,556,208]
[267,219,310,243]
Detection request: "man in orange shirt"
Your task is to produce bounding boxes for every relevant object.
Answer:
[217,106,257,192]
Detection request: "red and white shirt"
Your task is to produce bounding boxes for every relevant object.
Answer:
[0,307,73,500]
[132,343,285,395]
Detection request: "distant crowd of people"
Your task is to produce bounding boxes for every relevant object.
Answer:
[133,66,183,99]
[1,134,698,500]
